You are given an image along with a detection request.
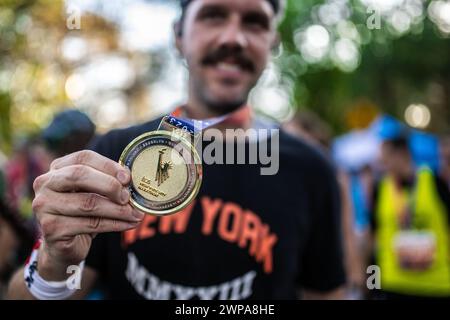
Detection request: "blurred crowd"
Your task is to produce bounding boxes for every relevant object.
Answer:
[0,109,96,297]
[284,111,450,299]
[1,107,450,300]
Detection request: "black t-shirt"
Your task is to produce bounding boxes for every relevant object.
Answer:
[86,118,345,300]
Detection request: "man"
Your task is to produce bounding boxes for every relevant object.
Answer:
[370,134,450,299]
[8,0,345,300]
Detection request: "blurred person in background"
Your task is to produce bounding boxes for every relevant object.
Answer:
[4,138,50,222]
[41,109,97,160]
[284,110,366,299]
[0,170,5,202]
[0,199,34,298]
[348,164,374,289]
[8,0,346,300]
[370,133,450,299]
[440,134,450,190]
[3,109,96,239]
[283,110,332,152]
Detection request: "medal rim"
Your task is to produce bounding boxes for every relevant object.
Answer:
[119,130,202,216]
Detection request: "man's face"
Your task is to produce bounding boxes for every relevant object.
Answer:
[177,0,277,113]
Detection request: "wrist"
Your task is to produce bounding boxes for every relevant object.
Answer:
[24,241,85,300]
[37,243,69,281]
[38,240,83,281]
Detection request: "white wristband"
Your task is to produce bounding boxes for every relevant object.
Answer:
[24,241,85,300]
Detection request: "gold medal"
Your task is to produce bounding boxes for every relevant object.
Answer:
[119,129,202,216]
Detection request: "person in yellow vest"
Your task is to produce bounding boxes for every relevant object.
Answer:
[370,134,450,299]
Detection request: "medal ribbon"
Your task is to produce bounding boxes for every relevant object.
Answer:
[163,114,228,136]
[159,105,251,144]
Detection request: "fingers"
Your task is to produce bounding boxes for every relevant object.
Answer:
[50,150,131,185]
[40,214,141,241]
[37,190,144,223]
[68,216,140,236]
[42,165,129,205]
[32,150,144,241]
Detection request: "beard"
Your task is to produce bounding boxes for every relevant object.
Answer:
[193,80,250,115]
[203,97,246,115]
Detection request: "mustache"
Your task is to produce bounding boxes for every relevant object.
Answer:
[201,47,255,72]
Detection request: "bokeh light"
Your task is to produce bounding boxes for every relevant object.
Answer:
[294,25,331,63]
[65,74,85,101]
[428,0,450,35]
[404,104,431,129]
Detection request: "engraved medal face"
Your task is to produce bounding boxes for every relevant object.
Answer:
[119,131,202,216]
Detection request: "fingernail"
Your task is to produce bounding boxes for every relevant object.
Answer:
[132,209,144,220]
[121,189,130,203]
[117,170,129,185]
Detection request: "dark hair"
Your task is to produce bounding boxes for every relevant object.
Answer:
[177,0,283,36]
[42,109,96,157]
[383,132,410,153]
[180,0,281,13]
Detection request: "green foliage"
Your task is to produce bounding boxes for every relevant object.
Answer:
[0,93,11,154]
[277,0,450,133]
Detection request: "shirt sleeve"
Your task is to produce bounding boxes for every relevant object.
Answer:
[298,159,346,292]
